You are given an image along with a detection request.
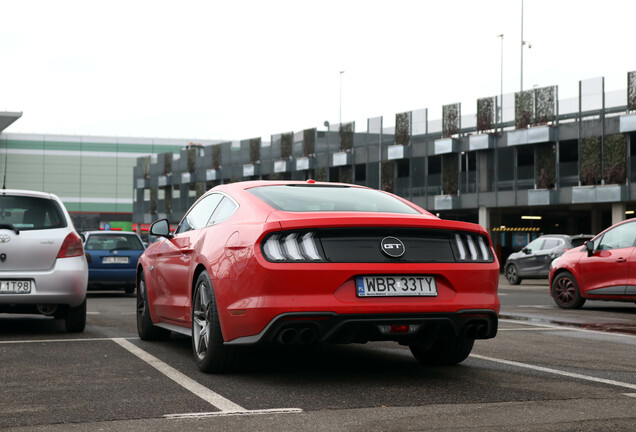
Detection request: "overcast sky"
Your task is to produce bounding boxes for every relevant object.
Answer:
[2,0,634,141]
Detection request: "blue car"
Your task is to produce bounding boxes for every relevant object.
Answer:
[82,231,145,294]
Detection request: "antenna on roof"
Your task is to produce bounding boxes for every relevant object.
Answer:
[2,140,6,189]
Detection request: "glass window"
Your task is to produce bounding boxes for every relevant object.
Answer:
[248,185,420,214]
[523,238,544,253]
[0,196,66,230]
[209,197,238,225]
[596,222,636,250]
[176,193,223,234]
[542,239,562,250]
[86,234,144,251]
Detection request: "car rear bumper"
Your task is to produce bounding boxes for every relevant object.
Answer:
[88,268,136,286]
[0,256,87,307]
[225,309,498,346]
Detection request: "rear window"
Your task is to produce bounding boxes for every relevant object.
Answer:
[248,185,421,214]
[0,195,67,230]
[85,234,144,251]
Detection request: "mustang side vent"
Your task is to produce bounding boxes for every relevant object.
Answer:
[262,232,325,262]
[454,233,493,262]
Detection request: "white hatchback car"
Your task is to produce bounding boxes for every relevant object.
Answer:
[0,189,88,332]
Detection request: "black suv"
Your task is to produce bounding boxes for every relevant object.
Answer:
[504,234,593,285]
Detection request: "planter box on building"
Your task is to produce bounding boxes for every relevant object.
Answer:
[387,145,411,160]
[136,178,148,189]
[572,185,627,204]
[206,169,220,181]
[469,134,495,151]
[181,172,191,184]
[528,189,557,206]
[332,152,352,167]
[507,126,555,146]
[243,164,260,177]
[619,114,636,133]
[295,157,315,171]
[274,160,291,173]
[433,138,459,155]
[434,195,459,210]
[158,175,171,187]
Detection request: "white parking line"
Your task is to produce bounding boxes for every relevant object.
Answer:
[471,354,636,391]
[499,318,636,339]
[112,338,246,412]
[0,337,115,344]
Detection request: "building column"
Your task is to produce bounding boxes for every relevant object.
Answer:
[612,202,626,226]
[478,206,490,231]
[591,209,603,235]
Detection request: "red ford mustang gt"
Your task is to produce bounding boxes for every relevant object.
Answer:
[136,180,500,372]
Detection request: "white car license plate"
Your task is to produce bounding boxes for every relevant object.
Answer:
[0,280,33,294]
[356,275,437,297]
[103,256,129,264]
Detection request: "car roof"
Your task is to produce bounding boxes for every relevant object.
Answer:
[0,189,59,200]
[82,231,140,236]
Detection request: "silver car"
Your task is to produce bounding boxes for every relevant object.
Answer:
[504,234,593,285]
[0,189,88,332]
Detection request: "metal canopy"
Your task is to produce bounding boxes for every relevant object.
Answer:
[0,111,22,133]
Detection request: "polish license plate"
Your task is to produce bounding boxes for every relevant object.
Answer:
[355,275,437,297]
[103,256,129,264]
[0,280,33,294]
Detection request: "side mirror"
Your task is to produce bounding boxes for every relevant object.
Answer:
[149,219,172,239]
[585,240,594,257]
[522,247,531,254]
[79,233,86,243]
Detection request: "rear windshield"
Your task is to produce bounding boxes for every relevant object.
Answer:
[0,195,67,230]
[85,234,144,251]
[248,185,421,214]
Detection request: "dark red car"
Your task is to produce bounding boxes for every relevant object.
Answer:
[136,180,500,372]
[550,218,636,309]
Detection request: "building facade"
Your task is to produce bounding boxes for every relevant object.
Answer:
[133,72,636,264]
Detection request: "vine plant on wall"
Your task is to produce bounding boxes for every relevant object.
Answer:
[536,143,556,189]
[381,161,394,193]
[395,111,411,145]
[580,137,601,185]
[339,122,354,151]
[212,144,222,170]
[280,133,292,160]
[442,154,458,195]
[303,128,316,157]
[603,134,626,184]
[249,138,261,164]
[515,91,533,129]
[163,152,172,175]
[533,86,556,125]
[442,103,460,138]
[476,97,495,133]
[142,156,150,179]
[628,71,636,112]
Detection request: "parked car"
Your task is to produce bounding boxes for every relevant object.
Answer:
[0,189,88,332]
[550,219,636,309]
[504,234,593,285]
[136,180,500,373]
[83,231,145,294]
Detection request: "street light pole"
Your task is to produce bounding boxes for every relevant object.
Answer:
[497,34,504,128]
[520,0,524,92]
[339,71,344,124]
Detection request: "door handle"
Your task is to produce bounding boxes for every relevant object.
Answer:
[616,257,627,262]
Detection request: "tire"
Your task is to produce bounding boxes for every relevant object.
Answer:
[192,271,239,373]
[65,298,86,333]
[552,272,586,309]
[137,272,171,340]
[409,336,474,366]
[505,263,522,285]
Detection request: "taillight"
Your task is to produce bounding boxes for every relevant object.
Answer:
[262,231,324,262]
[454,232,493,262]
[57,232,84,258]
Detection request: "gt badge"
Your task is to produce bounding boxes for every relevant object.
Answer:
[380,236,405,258]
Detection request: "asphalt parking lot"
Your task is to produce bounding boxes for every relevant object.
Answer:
[1,278,635,431]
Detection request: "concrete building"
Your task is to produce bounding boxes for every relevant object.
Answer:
[133,72,636,264]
